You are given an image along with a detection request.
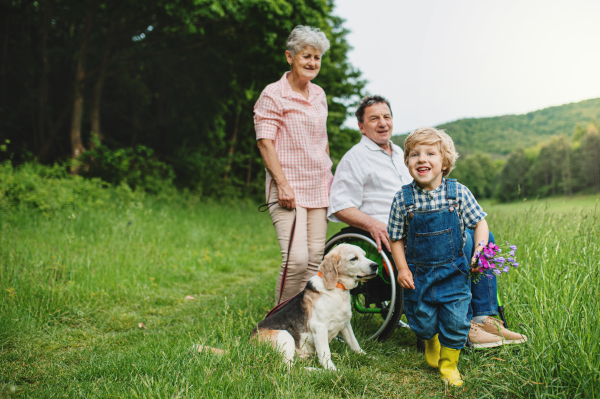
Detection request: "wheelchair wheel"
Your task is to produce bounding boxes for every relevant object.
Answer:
[324,227,403,342]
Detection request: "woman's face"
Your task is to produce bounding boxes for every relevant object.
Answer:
[286,45,321,81]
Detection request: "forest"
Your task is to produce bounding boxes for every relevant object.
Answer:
[1,0,599,203]
[0,0,363,198]
[392,101,600,202]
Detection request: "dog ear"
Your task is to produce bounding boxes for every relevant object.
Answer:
[320,251,340,290]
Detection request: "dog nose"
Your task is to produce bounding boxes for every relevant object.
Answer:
[370,263,378,273]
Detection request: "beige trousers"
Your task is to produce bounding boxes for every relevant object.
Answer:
[268,183,328,304]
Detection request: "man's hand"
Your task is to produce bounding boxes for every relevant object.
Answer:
[397,267,415,289]
[367,220,391,253]
[277,183,296,210]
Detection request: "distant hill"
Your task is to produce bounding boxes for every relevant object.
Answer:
[391,98,600,157]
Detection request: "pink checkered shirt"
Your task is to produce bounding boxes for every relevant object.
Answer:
[254,72,333,208]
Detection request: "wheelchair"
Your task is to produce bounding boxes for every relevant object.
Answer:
[324,226,403,342]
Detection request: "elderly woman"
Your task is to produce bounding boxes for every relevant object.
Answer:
[254,26,332,304]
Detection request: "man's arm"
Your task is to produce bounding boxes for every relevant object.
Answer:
[334,207,391,253]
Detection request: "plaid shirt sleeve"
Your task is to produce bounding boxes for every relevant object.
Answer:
[387,190,406,241]
[458,184,487,229]
[254,91,282,141]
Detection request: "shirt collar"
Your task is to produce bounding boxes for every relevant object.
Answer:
[360,135,397,156]
[411,178,445,196]
[279,71,321,101]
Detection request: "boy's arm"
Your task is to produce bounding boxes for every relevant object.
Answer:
[471,218,489,272]
[390,239,414,289]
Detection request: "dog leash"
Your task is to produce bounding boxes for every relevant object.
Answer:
[258,201,297,305]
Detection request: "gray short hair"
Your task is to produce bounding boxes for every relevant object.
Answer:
[286,25,330,57]
[355,95,392,124]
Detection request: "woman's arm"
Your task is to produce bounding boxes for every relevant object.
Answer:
[471,218,489,272]
[257,139,296,209]
[391,239,414,289]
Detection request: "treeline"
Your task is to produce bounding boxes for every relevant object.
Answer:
[392,98,600,159]
[0,0,363,198]
[450,122,600,202]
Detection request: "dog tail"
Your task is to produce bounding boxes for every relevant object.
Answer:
[195,345,226,355]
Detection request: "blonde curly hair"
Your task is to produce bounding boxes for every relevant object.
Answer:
[403,127,459,176]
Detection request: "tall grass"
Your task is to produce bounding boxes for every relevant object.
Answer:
[1,192,599,398]
[471,198,600,397]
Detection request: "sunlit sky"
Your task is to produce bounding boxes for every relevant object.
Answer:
[332,0,600,133]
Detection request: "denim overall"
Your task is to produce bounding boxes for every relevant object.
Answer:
[402,179,471,350]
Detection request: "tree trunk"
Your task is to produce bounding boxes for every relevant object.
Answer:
[89,19,117,150]
[38,105,70,163]
[69,0,96,172]
[223,110,241,180]
[0,15,8,141]
[130,90,142,146]
[37,0,53,153]
[244,156,252,192]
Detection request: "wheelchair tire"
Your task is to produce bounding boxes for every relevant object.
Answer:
[324,227,403,342]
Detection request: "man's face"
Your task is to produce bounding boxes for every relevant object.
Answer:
[358,102,393,148]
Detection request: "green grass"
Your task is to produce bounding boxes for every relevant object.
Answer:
[1,194,599,398]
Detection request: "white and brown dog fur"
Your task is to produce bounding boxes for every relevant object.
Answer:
[251,244,378,370]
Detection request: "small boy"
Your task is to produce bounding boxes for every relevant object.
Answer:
[388,127,489,387]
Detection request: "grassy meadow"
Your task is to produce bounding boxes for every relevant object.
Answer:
[1,194,599,398]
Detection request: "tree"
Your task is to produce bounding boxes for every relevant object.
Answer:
[449,153,499,199]
[496,149,532,202]
[0,0,364,199]
[572,123,600,193]
[529,136,572,197]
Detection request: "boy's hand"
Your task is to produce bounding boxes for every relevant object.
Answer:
[397,268,415,290]
[471,256,480,273]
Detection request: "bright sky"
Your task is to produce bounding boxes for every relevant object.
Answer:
[333,0,600,133]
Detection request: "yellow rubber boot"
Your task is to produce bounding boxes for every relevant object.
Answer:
[424,334,441,368]
[439,346,463,387]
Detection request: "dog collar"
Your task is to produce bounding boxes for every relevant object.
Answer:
[317,271,347,290]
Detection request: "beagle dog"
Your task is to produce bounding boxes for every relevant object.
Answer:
[251,244,379,370]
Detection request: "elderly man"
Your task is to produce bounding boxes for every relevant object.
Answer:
[328,95,527,348]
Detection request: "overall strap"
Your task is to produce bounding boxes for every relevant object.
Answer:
[402,184,415,207]
[445,178,458,203]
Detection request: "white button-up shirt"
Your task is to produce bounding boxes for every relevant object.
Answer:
[328,135,413,224]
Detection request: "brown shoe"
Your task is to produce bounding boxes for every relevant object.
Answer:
[480,317,528,345]
[469,321,503,348]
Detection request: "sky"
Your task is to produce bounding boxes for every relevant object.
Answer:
[332,0,600,133]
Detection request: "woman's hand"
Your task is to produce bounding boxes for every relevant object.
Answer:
[277,183,296,210]
[257,139,296,209]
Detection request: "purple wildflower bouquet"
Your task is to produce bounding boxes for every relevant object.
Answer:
[471,241,520,282]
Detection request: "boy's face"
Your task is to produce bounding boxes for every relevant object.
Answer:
[407,143,447,191]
